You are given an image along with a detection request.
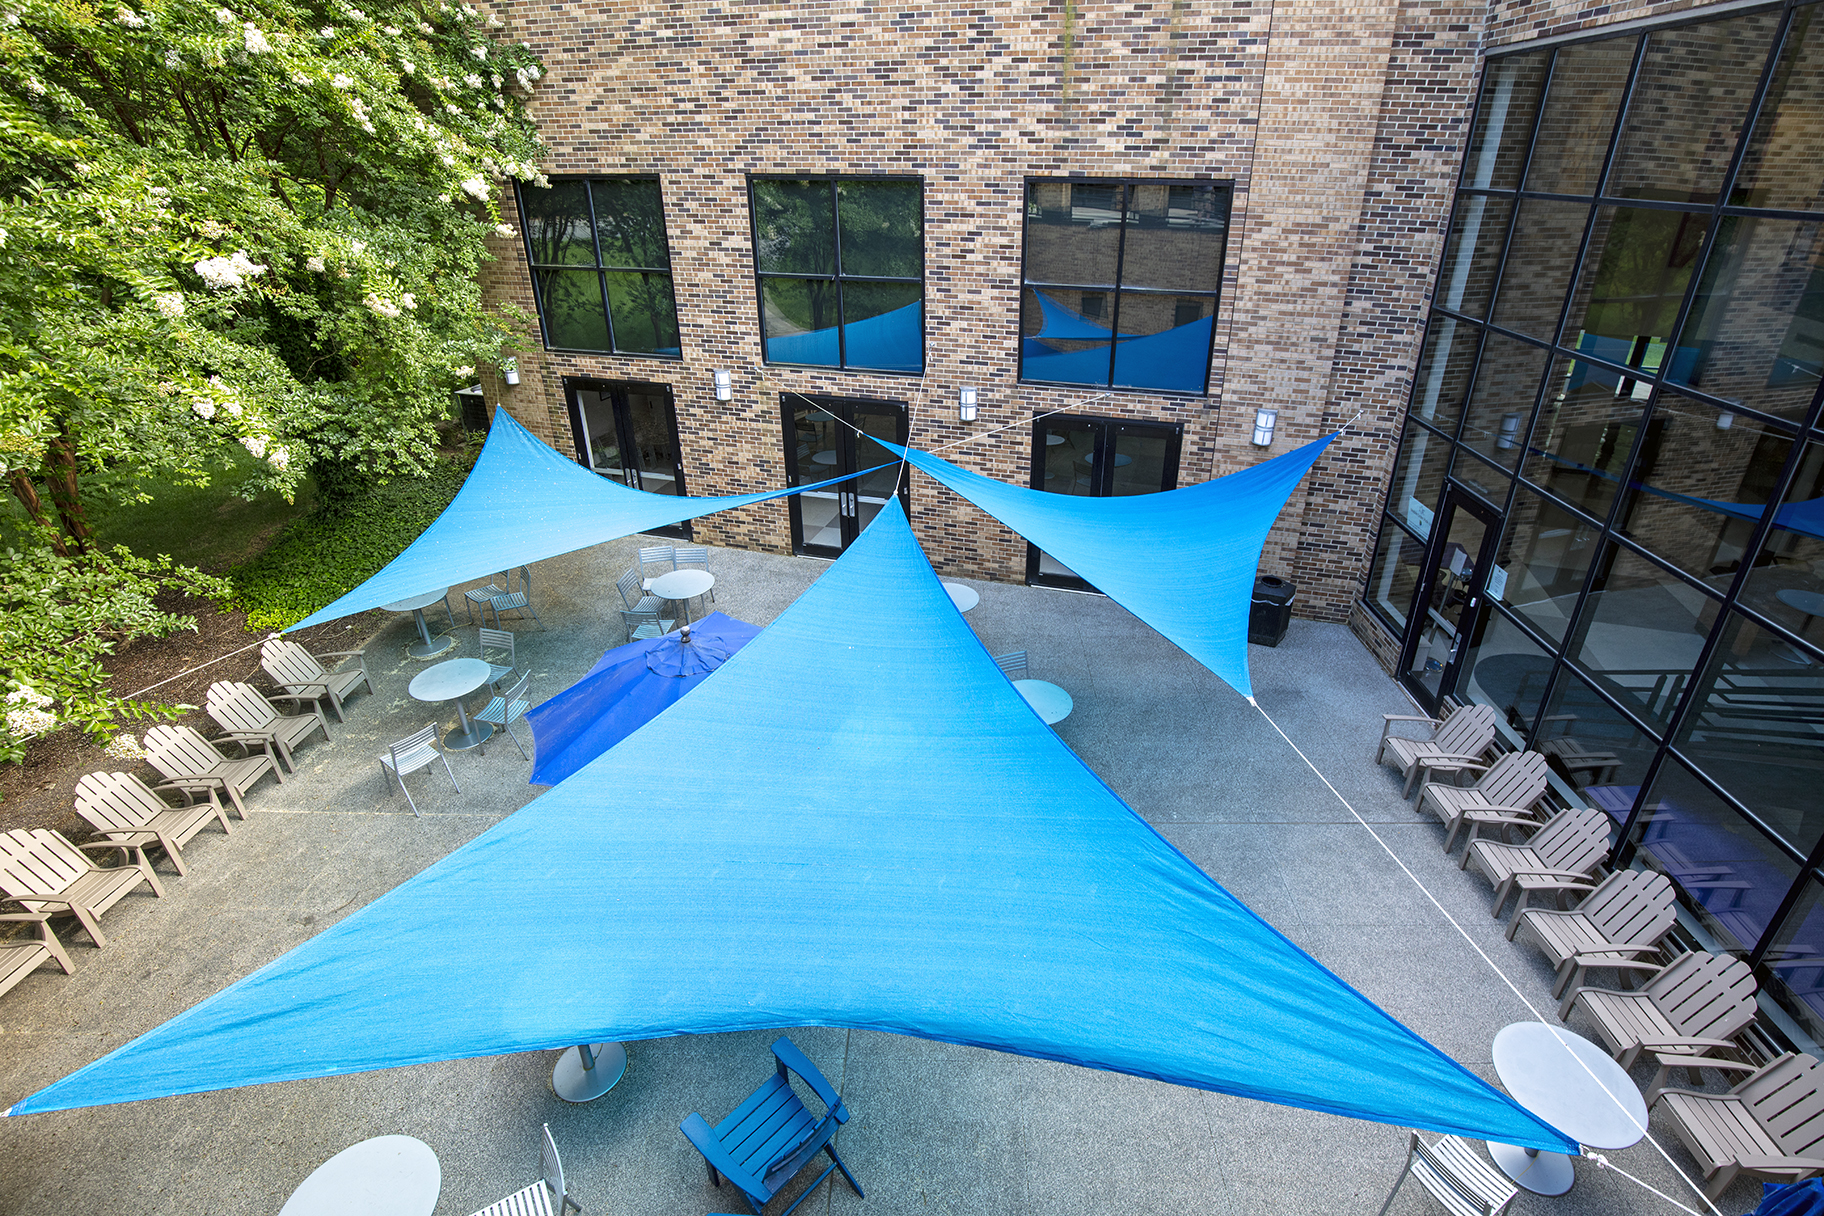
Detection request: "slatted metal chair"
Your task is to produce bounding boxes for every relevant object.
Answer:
[993,651,1028,679]
[1377,704,1500,798]
[1419,751,1552,852]
[673,545,714,603]
[378,724,459,817]
[1461,804,1610,917]
[73,770,233,878]
[474,672,533,761]
[638,544,676,594]
[480,627,518,690]
[464,1123,582,1216]
[679,1036,863,1216]
[1505,868,1677,1001]
[205,681,329,775]
[617,567,669,615]
[465,574,508,625]
[143,723,278,813]
[0,911,72,1000]
[0,828,164,948]
[1650,1052,1824,1199]
[259,636,372,721]
[487,565,542,629]
[1376,1131,1518,1216]
[620,607,675,644]
[1564,949,1758,1079]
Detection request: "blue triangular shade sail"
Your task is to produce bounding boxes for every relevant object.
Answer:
[891,435,1336,700]
[524,611,762,787]
[285,410,875,632]
[8,504,1572,1154]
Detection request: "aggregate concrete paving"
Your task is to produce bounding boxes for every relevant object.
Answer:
[0,532,1749,1215]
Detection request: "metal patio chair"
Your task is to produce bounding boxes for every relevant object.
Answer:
[465,573,508,625]
[1376,1131,1518,1216]
[638,544,676,594]
[474,672,533,761]
[464,1123,582,1216]
[487,565,542,630]
[673,545,715,603]
[621,607,675,644]
[993,651,1028,679]
[480,627,518,690]
[379,724,460,816]
[618,567,668,614]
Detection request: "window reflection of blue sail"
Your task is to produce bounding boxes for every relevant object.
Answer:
[765,300,922,371]
[1022,290,1211,392]
[1529,444,1824,544]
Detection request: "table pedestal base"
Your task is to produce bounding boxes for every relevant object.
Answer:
[444,722,493,752]
[1487,1142,1575,1195]
[553,1042,627,1102]
[409,635,456,659]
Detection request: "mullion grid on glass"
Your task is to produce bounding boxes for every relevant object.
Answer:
[583,180,618,354]
[1363,511,1427,631]
[517,176,679,357]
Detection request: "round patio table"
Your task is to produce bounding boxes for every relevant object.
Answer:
[383,588,455,659]
[942,582,979,612]
[1488,1022,1645,1195]
[652,568,716,627]
[1015,679,1072,725]
[408,657,494,751]
[279,1134,440,1216]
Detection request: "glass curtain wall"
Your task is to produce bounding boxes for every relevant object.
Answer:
[1365,0,1824,1041]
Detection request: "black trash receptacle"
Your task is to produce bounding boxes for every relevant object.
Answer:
[1249,575,1296,647]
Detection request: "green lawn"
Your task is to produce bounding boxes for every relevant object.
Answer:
[81,449,318,573]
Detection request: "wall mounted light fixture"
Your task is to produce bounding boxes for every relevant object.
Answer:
[1251,408,1277,447]
[713,369,733,402]
[959,386,978,423]
[1717,412,1735,430]
[1495,412,1521,450]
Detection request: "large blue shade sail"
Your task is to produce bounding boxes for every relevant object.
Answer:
[892,435,1336,700]
[7,503,1572,1155]
[285,410,858,632]
[525,612,762,787]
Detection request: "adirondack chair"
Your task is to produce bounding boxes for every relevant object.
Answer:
[1506,868,1677,1001]
[259,636,372,721]
[679,1036,864,1216]
[1418,750,1552,852]
[73,771,233,878]
[0,828,163,948]
[1461,804,1610,917]
[1563,949,1758,1075]
[0,911,72,1000]
[142,723,277,815]
[1650,1052,1824,1199]
[1377,703,1499,798]
[205,681,329,775]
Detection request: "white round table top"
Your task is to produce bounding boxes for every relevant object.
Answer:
[279,1135,440,1216]
[942,582,979,612]
[382,588,451,613]
[811,450,840,466]
[1014,679,1073,725]
[1491,1022,1645,1150]
[1777,587,1824,616]
[651,569,715,600]
[408,657,491,702]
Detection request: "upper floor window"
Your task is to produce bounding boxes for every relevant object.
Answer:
[517,177,681,357]
[1019,179,1231,393]
[749,176,924,373]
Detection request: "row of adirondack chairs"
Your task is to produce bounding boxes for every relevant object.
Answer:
[1381,702,1824,1201]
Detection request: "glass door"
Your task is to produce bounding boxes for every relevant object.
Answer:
[1026,415,1183,590]
[780,396,909,556]
[564,378,691,538]
[1400,489,1503,711]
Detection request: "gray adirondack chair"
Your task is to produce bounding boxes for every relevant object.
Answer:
[1650,1052,1824,1199]
[0,828,163,948]
[1507,868,1677,1001]
[1377,703,1499,798]
[142,723,277,814]
[1564,949,1758,1074]
[1376,1131,1517,1216]
[1418,750,1552,852]
[205,681,329,775]
[260,636,371,721]
[0,911,72,1000]
[73,770,233,878]
[1462,804,1610,917]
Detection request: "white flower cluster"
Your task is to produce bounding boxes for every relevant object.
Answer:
[243,22,272,53]
[193,250,267,290]
[103,732,145,762]
[493,223,514,239]
[460,175,490,202]
[469,44,487,60]
[455,364,475,377]
[349,95,375,133]
[461,72,482,89]
[305,254,326,273]
[363,293,401,319]
[383,23,400,35]
[153,291,185,318]
[116,6,145,27]
[239,433,268,459]
[214,6,233,22]
[331,72,354,89]
[318,25,335,37]
[4,686,55,739]
[400,59,415,74]
[512,64,541,92]
[192,400,216,419]
[267,445,291,470]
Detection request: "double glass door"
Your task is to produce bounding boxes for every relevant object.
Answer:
[1401,489,1502,711]
[565,378,689,526]
[1026,415,1183,590]
[781,396,909,556]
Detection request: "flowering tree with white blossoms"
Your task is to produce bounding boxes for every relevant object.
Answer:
[0,0,548,553]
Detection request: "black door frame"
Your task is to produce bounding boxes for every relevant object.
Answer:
[562,376,692,540]
[1397,486,1504,712]
[1024,413,1183,591]
[778,394,910,556]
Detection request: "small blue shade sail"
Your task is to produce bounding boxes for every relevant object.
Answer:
[525,612,762,787]
[7,502,1573,1156]
[763,300,922,372]
[891,435,1337,700]
[284,409,865,633]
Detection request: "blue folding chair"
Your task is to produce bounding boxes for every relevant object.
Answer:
[679,1036,864,1216]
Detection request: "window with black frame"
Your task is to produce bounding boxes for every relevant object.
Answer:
[517,177,680,357]
[1019,179,1230,393]
[748,176,924,373]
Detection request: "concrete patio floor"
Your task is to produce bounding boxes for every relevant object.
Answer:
[0,532,1753,1216]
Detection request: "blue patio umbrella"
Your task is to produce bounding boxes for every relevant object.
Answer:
[524,611,761,787]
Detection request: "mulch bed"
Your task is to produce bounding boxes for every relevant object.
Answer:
[0,590,383,838]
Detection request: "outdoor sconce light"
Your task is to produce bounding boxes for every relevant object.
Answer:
[959,386,978,423]
[1495,411,1521,450]
[1251,408,1277,447]
[501,357,520,386]
[713,369,733,402]
[1717,411,1735,430]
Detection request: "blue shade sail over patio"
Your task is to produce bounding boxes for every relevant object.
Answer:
[524,611,762,787]
[890,434,1337,700]
[8,503,1573,1155]
[283,409,871,633]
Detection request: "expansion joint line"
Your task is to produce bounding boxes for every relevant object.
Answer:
[1247,699,1719,1216]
